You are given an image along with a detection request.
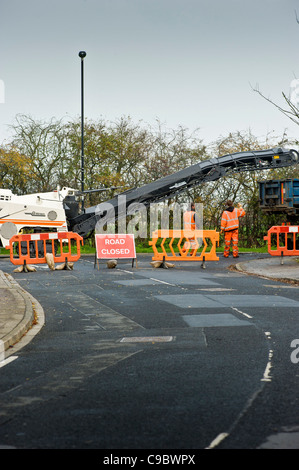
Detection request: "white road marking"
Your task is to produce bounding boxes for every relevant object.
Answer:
[0,356,18,368]
[150,277,176,286]
[205,432,229,449]
[231,306,253,319]
[261,349,273,382]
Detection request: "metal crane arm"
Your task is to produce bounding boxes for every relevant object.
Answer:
[69,147,299,237]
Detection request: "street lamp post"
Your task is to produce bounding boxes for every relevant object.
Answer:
[78,50,86,211]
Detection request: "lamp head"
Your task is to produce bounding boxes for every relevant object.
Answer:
[78,51,86,59]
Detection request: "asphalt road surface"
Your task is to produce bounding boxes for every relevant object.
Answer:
[0,253,298,450]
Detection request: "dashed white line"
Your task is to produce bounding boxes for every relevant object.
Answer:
[119,269,136,275]
[150,277,176,287]
[205,432,229,449]
[117,269,177,286]
[261,349,273,382]
[231,306,253,319]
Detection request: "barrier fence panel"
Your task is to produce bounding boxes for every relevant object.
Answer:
[149,229,219,261]
[6,232,83,266]
[264,225,299,256]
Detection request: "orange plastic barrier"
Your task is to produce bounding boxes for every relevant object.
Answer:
[264,225,299,256]
[149,229,219,261]
[6,231,83,267]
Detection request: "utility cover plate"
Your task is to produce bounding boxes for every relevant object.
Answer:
[120,336,174,343]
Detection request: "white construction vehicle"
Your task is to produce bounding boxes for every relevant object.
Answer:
[0,186,79,248]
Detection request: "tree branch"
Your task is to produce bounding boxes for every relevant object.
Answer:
[251,84,299,126]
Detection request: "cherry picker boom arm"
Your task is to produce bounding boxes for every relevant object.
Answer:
[68,147,299,237]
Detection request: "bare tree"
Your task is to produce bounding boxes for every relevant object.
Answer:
[252,83,299,128]
[252,11,299,131]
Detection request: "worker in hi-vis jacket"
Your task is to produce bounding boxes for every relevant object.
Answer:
[220,200,245,258]
[182,202,200,256]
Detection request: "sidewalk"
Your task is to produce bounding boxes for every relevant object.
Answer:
[234,255,299,283]
[0,255,298,358]
[0,270,44,358]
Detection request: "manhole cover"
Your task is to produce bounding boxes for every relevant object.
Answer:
[120,336,174,343]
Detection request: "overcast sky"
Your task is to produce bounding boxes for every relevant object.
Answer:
[1,0,299,147]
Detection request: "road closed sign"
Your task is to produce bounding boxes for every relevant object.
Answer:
[95,233,136,259]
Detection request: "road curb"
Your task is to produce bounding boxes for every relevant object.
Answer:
[233,260,299,285]
[0,271,44,355]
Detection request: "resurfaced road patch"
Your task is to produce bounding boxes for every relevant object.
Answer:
[155,294,299,309]
[183,313,252,327]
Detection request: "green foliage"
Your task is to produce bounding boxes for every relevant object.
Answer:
[1,115,298,249]
[0,145,32,194]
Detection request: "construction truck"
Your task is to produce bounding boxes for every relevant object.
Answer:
[259,178,299,222]
[0,186,78,249]
[0,147,298,249]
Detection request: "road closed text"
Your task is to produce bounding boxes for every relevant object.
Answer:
[95,234,136,259]
[102,238,130,255]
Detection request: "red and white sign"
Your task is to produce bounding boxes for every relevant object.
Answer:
[95,233,136,259]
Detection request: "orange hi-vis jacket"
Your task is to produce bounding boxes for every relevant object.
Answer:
[183,211,196,230]
[221,206,245,232]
